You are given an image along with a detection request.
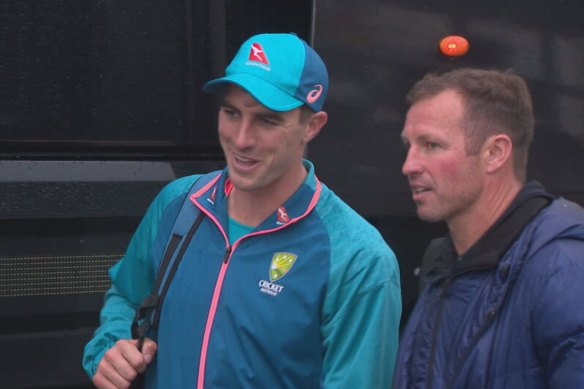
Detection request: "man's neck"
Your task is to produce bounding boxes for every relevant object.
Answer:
[450,179,522,255]
[228,167,307,227]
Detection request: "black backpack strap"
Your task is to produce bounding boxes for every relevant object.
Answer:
[131,171,221,350]
[131,211,205,349]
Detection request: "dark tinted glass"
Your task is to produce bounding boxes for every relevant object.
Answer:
[1,1,215,152]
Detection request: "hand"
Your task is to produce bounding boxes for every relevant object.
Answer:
[92,338,157,389]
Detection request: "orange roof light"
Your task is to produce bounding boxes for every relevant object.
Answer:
[439,35,470,57]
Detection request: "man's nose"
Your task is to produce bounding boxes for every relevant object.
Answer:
[233,119,256,148]
[402,147,423,176]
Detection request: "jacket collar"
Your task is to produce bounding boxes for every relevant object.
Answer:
[424,181,554,282]
[193,159,321,231]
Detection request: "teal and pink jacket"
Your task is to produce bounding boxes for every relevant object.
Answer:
[83,160,402,388]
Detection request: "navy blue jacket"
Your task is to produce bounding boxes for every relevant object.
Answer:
[393,182,584,389]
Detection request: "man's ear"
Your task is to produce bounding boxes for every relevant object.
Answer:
[302,111,328,144]
[484,134,513,174]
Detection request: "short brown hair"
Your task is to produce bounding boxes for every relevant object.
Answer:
[406,68,534,182]
[299,104,317,124]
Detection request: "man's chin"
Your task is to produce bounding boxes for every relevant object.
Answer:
[416,209,443,223]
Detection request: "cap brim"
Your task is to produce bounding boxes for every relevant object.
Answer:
[202,73,303,112]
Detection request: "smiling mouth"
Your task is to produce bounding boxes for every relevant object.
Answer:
[233,154,259,168]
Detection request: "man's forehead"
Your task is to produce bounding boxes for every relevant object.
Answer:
[221,84,299,119]
[221,84,257,103]
[221,84,270,110]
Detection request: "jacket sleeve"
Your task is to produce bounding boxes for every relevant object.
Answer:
[531,238,584,388]
[82,284,142,377]
[81,176,198,378]
[321,227,402,389]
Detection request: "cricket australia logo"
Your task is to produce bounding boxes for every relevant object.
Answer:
[258,252,297,296]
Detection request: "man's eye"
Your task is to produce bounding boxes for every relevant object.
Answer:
[221,108,238,118]
[260,117,277,126]
[425,142,439,151]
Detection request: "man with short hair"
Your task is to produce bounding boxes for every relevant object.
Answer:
[393,68,584,388]
[83,33,402,389]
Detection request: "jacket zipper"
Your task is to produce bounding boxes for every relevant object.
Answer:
[445,308,498,388]
[425,277,451,389]
[192,178,321,387]
[197,244,234,389]
[426,264,498,389]
[222,245,232,263]
[445,265,507,387]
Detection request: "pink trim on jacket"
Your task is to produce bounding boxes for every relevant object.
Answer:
[189,174,322,388]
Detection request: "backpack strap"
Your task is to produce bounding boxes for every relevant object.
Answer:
[131,171,221,349]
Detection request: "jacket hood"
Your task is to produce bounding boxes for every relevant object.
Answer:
[523,195,584,257]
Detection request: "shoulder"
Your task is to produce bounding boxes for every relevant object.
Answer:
[521,198,584,258]
[537,197,584,227]
[315,183,400,286]
[155,174,205,205]
[513,198,584,289]
[136,174,210,241]
[148,173,218,215]
[315,183,385,242]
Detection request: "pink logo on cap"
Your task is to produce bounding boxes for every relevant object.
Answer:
[248,43,269,65]
[306,84,323,104]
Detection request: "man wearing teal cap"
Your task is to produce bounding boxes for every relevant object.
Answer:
[83,33,401,389]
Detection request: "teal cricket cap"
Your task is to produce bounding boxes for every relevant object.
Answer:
[202,33,329,112]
